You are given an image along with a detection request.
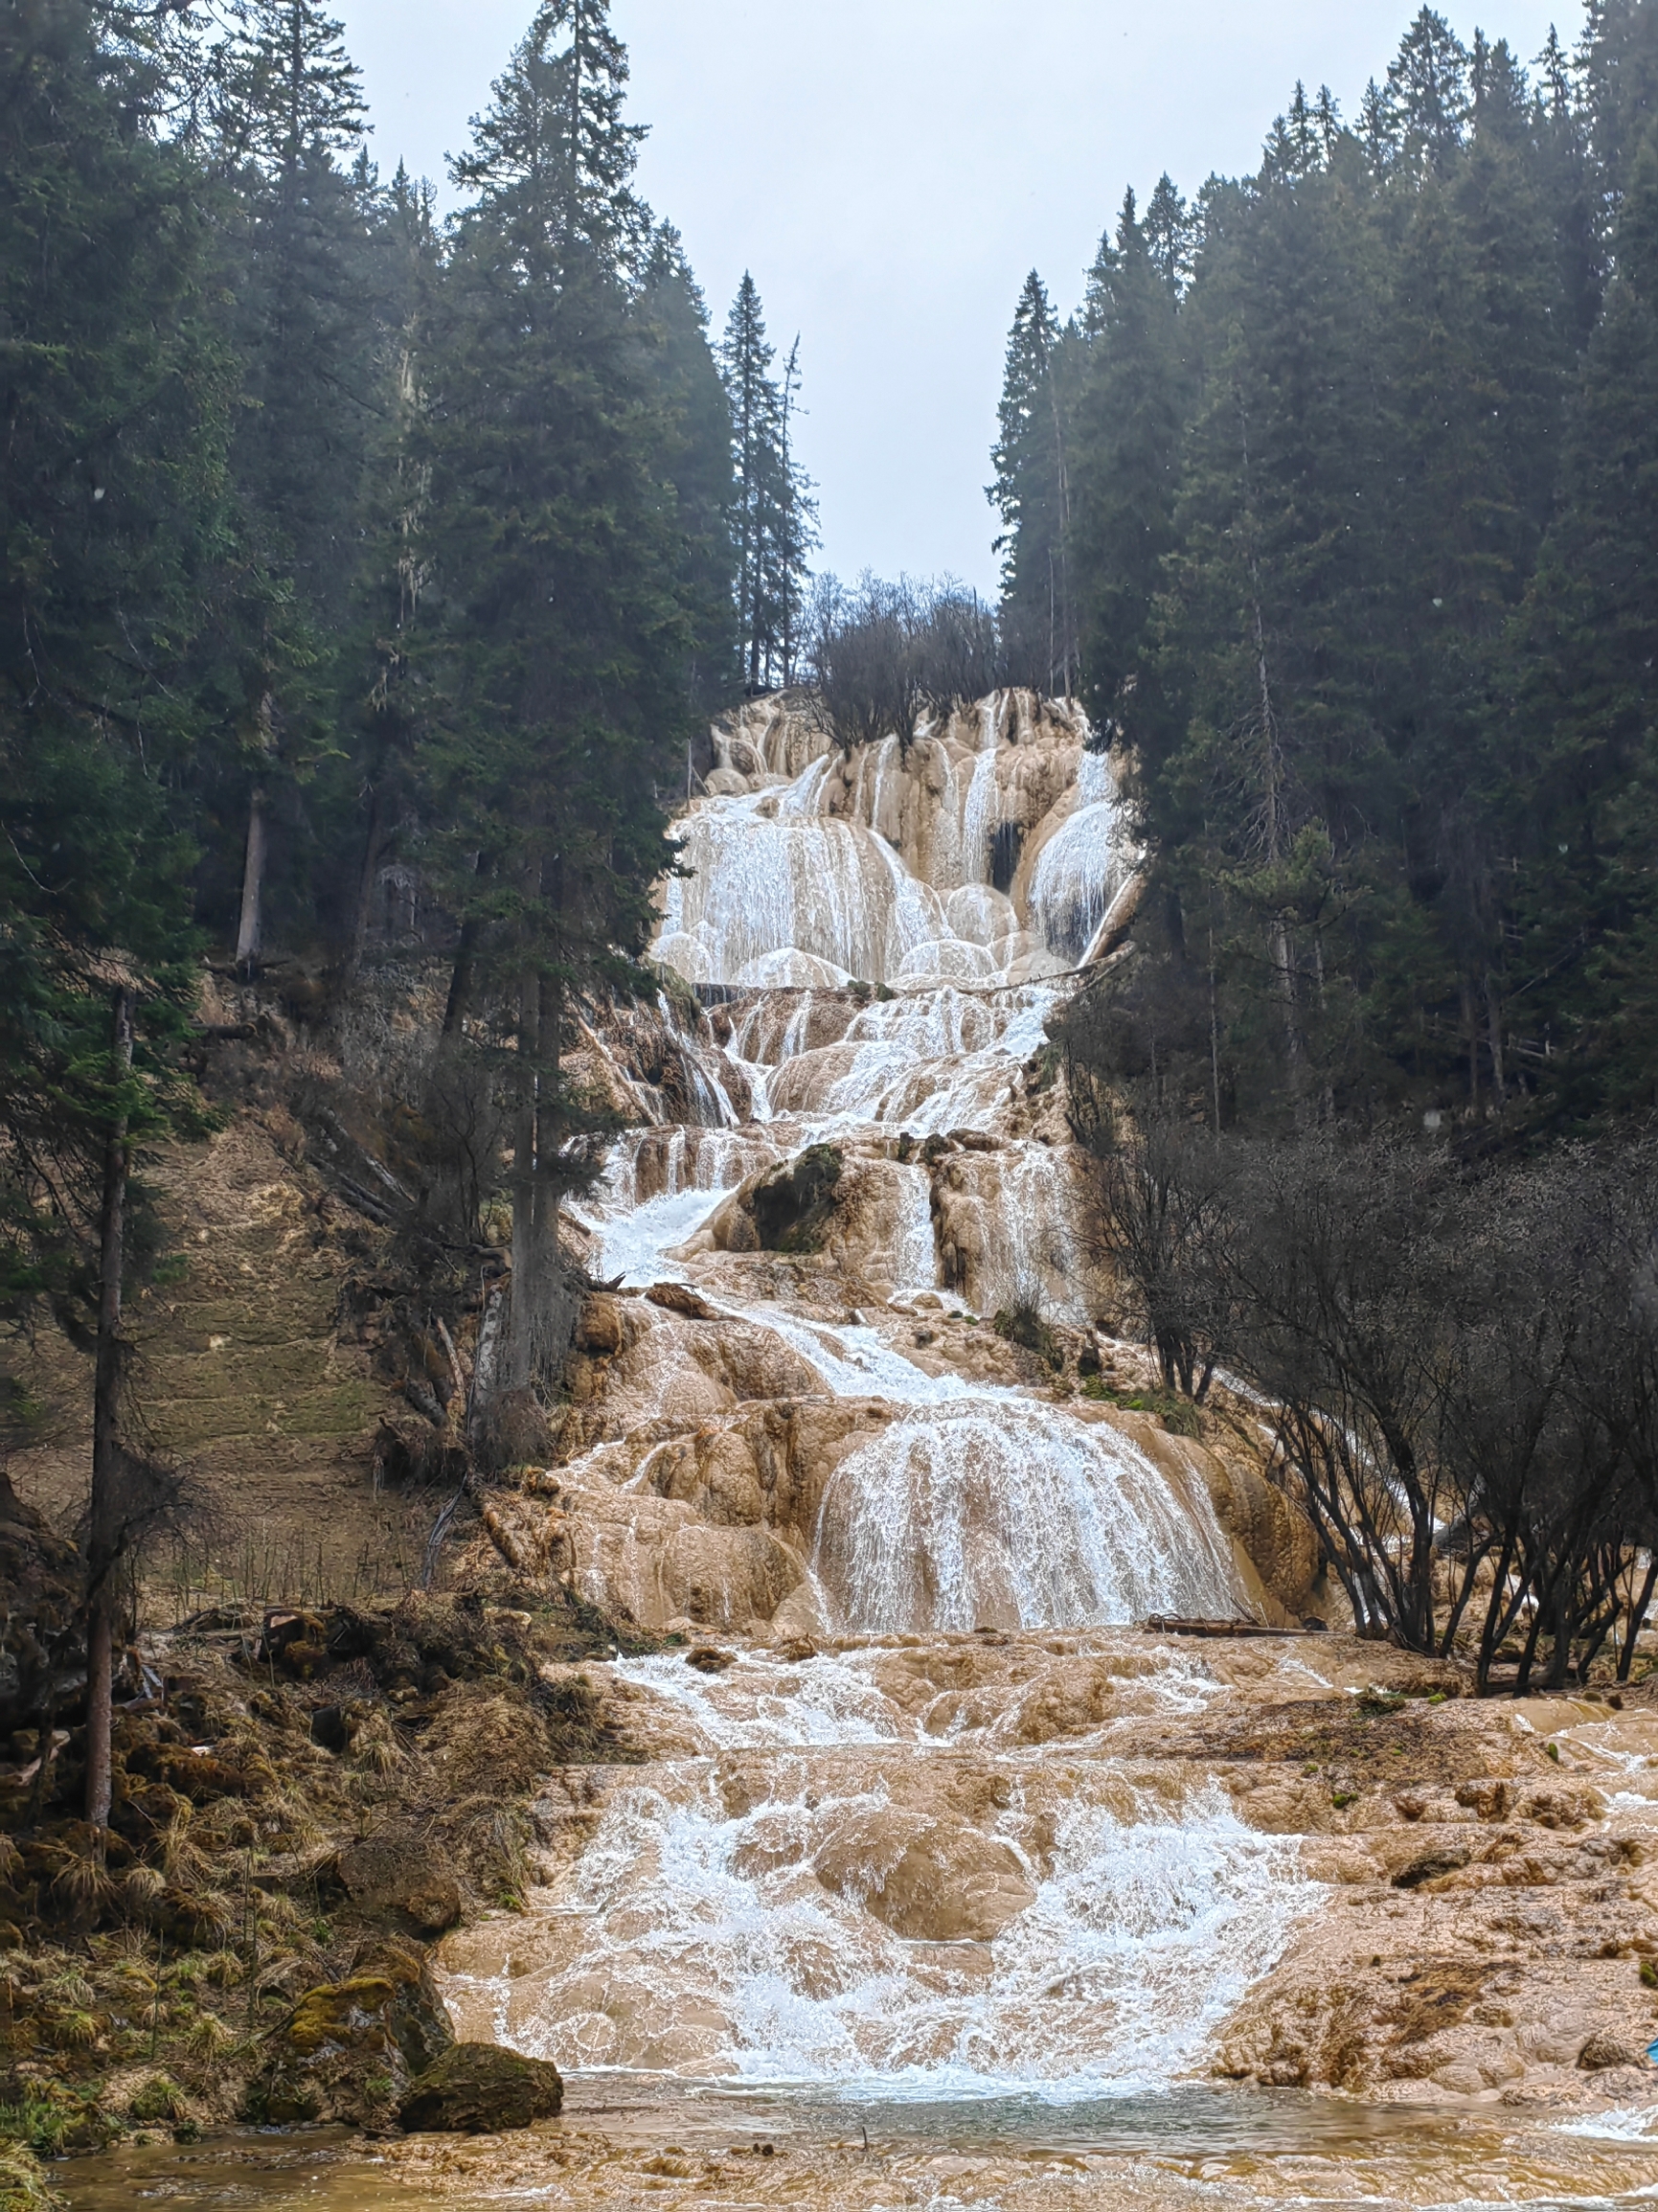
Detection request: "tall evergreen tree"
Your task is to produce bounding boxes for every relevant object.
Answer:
[721,273,780,692]
[638,227,738,718]
[414,0,694,1401]
[0,0,228,1834]
[1070,191,1188,741]
[331,162,444,976]
[208,0,377,966]
[1379,7,1473,171]
[989,270,1077,694]
[718,275,814,691]
[1143,171,1199,291]
[1499,115,1658,1112]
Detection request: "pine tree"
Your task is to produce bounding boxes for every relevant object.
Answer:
[1578,0,1658,222]
[0,0,227,1834]
[1499,117,1658,1112]
[1069,190,1188,740]
[1535,24,1603,345]
[720,274,778,691]
[1143,172,1197,291]
[415,0,695,1406]
[209,0,378,967]
[989,270,1077,694]
[637,226,739,718]
[452,0,647,267]
[332,162,444,977]
[773,334,818,686]
[1380,8,1472,171]
[1150,136,1397,1117]
[717,276,815,692]
[1374,36,1573,1112]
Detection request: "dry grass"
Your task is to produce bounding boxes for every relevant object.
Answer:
[158,1808,211,1890]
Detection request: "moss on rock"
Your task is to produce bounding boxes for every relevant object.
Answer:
[397,2041,562,2134]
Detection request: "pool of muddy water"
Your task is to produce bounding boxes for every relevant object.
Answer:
[54,2078,1658,2209]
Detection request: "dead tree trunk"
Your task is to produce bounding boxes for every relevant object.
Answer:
[506,964,542,1392]
[85,985,134,1836]
[236,788,267,973]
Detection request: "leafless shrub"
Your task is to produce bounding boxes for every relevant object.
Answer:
[806,574,1007,755]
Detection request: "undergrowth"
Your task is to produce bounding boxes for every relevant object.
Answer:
[1079,1375,1206,1437]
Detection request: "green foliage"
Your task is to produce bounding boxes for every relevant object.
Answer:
[125,2075,189,2126]
[0,0,222,1348]
[989,270,1077,693]
[0,2081,100,2160]
[0,2138,64,2212]
[720,273,815,689]
[1078,1376,1205,1436]
[991,1300,1064,1371]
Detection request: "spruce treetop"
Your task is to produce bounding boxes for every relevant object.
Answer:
[454,0,649,273]
[1381,8,1473,170]
[215,0,368,177]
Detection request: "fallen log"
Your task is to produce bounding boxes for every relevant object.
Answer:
[1143,1615,1328,1640]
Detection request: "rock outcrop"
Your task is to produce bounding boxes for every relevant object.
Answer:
[250,1943,453,2130]
[397,2041,563,2133]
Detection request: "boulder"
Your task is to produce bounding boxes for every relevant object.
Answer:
[337,1832,464,1936]
[1579,2028,1648,2072]
[747,1145,844,1253]
[1391,1844,1472,1889]
[398,2041,564,2133]
[247,1941,453,2129]
[813,1811,1034,1942]
[645,1282,716,1320]
[574,1295,625,1356]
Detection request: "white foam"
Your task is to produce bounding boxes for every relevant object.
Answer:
[472,1769,1317,2092]
[813,1403,1240,1634]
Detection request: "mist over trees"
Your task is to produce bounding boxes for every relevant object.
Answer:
[1007,0,1658,1135]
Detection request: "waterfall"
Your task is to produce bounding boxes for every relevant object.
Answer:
[440,1644,1320,2094]
[468,727,1321,2114]
[812,1404,1239,1634]
[566,692,1246,1637]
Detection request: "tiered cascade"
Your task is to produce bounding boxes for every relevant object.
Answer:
[537,690,1273,1641]
[440,695,1350,2097]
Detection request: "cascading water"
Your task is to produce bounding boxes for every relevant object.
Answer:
[487,696,1323,2103]
[439,1639,1321,2096]
[570,690,1238,1634]
[814,1404,1240,1634]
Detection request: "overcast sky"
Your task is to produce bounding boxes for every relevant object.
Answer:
[337,0,1574,593]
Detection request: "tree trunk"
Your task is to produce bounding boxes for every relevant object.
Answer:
[85,985,134,1836]
[531,966,565,1359]
[1621,1555,1658,1681]
[236,788,267,972]
[506,965,541,1391]
[1486,972,1507,1108]
[441,918,479,1040]
[344,786,386,981]
[1462,975,1481,1113]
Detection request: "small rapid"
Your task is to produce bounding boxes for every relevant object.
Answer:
[440,1639,1321,2097]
